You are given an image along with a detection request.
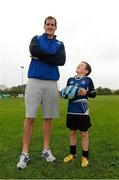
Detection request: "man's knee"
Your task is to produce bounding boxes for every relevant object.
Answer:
[24,117,35,127]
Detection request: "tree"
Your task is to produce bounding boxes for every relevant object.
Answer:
[113,89,119,95]
[96,87,103,95]
[96,87,112,95]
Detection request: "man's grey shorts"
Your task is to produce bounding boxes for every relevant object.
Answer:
[25,78,59,119]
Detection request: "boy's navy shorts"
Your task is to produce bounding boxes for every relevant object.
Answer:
[66,114,91,131]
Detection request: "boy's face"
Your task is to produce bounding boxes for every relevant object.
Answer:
[76,62,88,76]
[44,19,57,37]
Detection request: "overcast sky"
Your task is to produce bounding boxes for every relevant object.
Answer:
[0,0,119,90]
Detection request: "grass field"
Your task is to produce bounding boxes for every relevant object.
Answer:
[0,96,119,179]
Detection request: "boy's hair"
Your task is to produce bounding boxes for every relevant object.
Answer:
[44,16,57,27]
[82,61,92,76]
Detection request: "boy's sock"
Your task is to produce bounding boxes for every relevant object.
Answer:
[70,145,76,155]
[82,150,89,158]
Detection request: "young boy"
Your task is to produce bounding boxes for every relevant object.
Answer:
[63,61,96,167]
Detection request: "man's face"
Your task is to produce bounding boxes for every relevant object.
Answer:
[44,19,57,37]
[76,62,88,75]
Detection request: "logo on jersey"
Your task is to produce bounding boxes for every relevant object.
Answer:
[69,81,74,85]
[80,80,85,85]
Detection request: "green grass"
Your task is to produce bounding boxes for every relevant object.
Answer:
[0,96,119,179]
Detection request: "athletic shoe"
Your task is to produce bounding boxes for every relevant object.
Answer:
[64,154,75,163]
[41,149,56,162]
[81,156,89,167]
[17,153,30,169]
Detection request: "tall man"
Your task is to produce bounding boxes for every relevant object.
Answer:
[17,16,66,169]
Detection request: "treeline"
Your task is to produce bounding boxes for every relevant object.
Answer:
[0,85,26,96]
[96,87,119,95]
[0,85,119,96]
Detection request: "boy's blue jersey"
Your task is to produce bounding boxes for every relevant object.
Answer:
[67,76,96,115]
[28,33,65,81]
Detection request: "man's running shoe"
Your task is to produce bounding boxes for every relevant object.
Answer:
[81,156,89,167]
[64,154,75,163]
[17,153,30,169]
[41,149,56,162]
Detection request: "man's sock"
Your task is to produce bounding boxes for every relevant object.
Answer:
[22,152,29,157]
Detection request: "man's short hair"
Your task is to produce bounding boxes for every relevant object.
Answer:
[82,61,92,76]
[44,16,57,27]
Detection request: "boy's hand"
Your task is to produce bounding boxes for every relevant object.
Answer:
[78,88,87,96]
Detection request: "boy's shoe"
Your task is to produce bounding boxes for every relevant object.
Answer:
[41,149,56,162]
[81,156,89,167]
[17,153,30,169]
[64,154,75,163]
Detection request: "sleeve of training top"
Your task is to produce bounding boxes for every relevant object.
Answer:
[29,36,66,66]
[87,79,96,98]
[66,78,71,86]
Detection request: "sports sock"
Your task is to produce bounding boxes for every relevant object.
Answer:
[22,152,29,156]
[82,150,89,158]
[43,148,50,152]
[70,145,76,155]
